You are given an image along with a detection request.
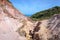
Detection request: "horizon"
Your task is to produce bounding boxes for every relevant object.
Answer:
[10,0,60,16]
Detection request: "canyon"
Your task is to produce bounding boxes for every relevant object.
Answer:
[0,0,60,40]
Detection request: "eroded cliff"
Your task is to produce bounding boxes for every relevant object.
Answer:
[0,0,60,40]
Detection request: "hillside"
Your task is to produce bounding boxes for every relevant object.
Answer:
[1,0,60,40]
[0,0,34,40]
[31,6,60,21]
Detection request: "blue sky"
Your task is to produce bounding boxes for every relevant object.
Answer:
[10,0,60,16]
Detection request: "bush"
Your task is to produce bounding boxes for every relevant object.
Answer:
[31,6,60,21]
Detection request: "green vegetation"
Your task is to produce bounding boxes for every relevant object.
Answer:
[31,6,60,21]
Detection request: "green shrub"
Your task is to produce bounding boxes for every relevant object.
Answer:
[31,6,60,21]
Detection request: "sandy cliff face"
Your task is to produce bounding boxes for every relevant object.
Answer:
[0,0,60,40]
[47,14,60,40]
[27,14,60,40]
[37,14,60,40]
[0,0,34,40]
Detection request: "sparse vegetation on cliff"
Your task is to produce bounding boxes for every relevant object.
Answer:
[31,6,60,21]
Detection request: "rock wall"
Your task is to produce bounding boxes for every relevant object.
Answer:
[0,0,60,40]
[0,0,33,40]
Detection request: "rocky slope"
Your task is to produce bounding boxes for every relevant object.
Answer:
[0,0,60,40]
[0,0,34,40]
[29,14,60,40]
[47,14,60,40]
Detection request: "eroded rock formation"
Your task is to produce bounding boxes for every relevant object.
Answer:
[0,0,60,40]
[0,0,33,40]
[48,14,60,40]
